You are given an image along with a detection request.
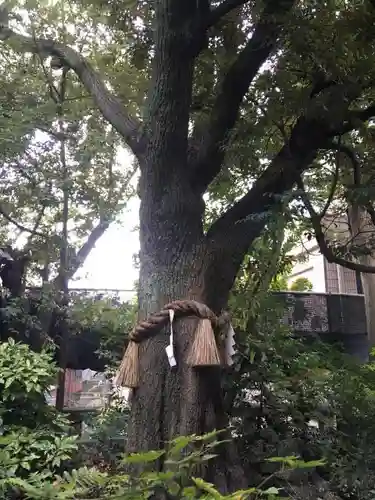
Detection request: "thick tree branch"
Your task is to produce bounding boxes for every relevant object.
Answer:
[202,117,325,302]
[202,91,375,296]
[0,203,47,238]
[206,79,375,249]
[337,103,375,135]
[145,0,200,174]
[65,218,112,282]
[297,176,375,274]
[0,27,144,158]
[319,138,342,219]
[191,0,296,191]
[206,117,321,239]
[207,0,251,29]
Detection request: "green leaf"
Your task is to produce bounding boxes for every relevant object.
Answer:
[194,429,225,442]
[226,488,257,499]
[201,453,218,462]
[262,487,280,495]
[266,456,298,463]
[168,435,192,455]
[122,449,166,464]
[292,459,326,469]
[182,486,198,497]
[192,478,223,499]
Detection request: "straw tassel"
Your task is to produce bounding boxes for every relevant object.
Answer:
[186,318,221,367]
[114,340,140,388]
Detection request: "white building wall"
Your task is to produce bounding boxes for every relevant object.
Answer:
[287,239,360,295]
[287,244,327,293]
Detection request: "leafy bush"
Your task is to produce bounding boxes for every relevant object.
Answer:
[289,277,313,292]
[0,339,77,495]
[228,291,375,499]
[0,335,326,499]
[70,295,137,366]
[0,339,57,427]
[79,385,130,470]
[5,431,323,499]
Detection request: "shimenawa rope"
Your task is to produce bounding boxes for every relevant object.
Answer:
[115,299,225,388]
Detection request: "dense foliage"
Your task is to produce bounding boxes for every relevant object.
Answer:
[0,1,138,292]
[8,432,317,500]
[0,0,375,301]
[1,282,375,499]
[231,311,375,499]
[0,338,324,500]
[0,339,77,497]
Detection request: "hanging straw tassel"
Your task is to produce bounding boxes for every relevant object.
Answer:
[186,318,221,367]
[114,340,140,388]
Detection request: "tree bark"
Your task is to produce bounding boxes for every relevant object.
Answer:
[347,205,375,347]
[126,141,247,490]
[127,234,246,490]
[359,255,375,347]
[123,0,241,480]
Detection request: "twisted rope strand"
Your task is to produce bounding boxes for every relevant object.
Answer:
[129,300,218,342]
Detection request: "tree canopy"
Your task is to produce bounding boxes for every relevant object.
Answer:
[0,1,137,292]
[2,1,375,283]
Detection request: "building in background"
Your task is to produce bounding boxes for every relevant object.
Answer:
[288,214,363,295]
[288,237,361,295]
[46,369,111,410]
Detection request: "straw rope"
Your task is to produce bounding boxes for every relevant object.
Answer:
[115,300,228,388]
[129,299,219,342]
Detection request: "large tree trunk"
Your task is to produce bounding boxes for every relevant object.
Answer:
[359,256,375,347]
[127,251,222,443]
[1,1,372,489]
[125,153,247,490]
[124,120,325,492]
[122,0,246,485]
[348,205,375,348]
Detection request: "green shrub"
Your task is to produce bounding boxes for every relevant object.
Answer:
[228,291,375,499]
[289,277,313,292]
[5,432,324,499]
[2,292,375,499]
[0,339,78,496]
[79,386,130,469]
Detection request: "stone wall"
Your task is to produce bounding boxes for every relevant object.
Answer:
[273,292,368,361]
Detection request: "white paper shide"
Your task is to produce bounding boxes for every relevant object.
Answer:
[165,309,177,367]
[224,323,236,366]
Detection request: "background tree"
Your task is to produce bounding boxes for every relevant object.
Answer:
[0,3,139,410]
[0,2,138,295]
[3,0,375,489]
